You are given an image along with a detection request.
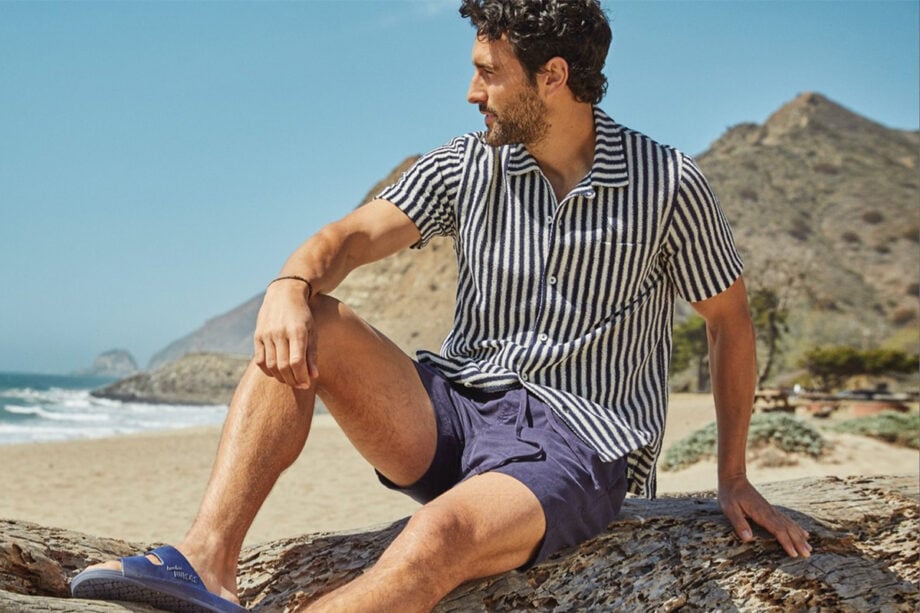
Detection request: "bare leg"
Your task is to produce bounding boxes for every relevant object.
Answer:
[84,294,439,604]
[304,472,546,612]
[174,366,316,602]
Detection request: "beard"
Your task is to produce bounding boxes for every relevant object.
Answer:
[481,86,549,147]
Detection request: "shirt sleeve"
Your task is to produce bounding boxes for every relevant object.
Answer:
[663,154,744,303]
[377,137,465,249]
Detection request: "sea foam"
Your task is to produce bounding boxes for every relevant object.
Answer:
[0,373,228,445]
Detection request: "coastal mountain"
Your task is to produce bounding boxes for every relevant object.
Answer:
[148,294,262,369]
[72,349,139,378]
[697,92,919,360]
[147,93,919,380]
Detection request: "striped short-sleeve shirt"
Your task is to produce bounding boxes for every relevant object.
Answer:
[379,107,743,497]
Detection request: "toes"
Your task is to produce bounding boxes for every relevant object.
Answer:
[84,560,123,572]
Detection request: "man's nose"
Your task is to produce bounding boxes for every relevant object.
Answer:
[467,74,486,105]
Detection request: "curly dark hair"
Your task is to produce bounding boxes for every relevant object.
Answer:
[459,0,611,105]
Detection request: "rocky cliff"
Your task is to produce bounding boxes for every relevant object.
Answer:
[92,352,250,405]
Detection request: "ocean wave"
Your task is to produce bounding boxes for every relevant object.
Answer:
[1,386,93,405]
[0,384,229,445]
[2,403,109,422]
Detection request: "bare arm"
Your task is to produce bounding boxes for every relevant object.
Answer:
[254,199,421,388]
[692,276,812,558]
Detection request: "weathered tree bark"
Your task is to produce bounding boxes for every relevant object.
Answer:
[2,475,917,612]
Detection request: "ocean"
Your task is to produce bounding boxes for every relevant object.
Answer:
[0,371,230,446]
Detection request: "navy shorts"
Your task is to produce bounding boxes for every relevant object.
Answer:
[377,361,628,567]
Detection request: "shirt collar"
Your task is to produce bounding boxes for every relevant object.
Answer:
[503,107,630,188]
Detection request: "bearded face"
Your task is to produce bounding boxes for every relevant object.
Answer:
[480,83,550,147]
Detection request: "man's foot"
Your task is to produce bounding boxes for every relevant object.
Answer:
[70,545,245,613]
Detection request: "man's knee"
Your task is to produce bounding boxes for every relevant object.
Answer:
[393,493,541,586]
[308,294,376,369]
[395,503,474,581]
[308,293,363,335]
[408,502,468,547]
[234,359,310,409]
[307,292,340,325]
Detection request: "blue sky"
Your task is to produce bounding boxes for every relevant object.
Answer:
[2,0,918,374]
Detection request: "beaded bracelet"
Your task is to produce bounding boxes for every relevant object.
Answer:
[268,275,314,300]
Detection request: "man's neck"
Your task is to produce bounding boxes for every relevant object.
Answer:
[528,103,596,202]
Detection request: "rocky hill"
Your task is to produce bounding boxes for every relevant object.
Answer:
[93,352,250,405]
[147,294,262,369]
[697,92,919,364]
[71,349,139,378]
[146,93,918,381]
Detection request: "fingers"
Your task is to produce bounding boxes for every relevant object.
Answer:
[757,510,812,559]
[271,333,297,387]
[287,331,314,386]
[253,288,319,389]
[268,333,312,388]
[755,512,811,558]
[254,326,315,389]
[306,325,320,380]
[721,482,813,558]
[722,503,754,543]
[254,336,267,372]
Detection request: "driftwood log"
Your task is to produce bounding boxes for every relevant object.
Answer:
[1,475,916,612]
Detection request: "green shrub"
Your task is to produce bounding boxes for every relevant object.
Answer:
[661,422,719,472]
[832,411,919,449]
[661,413,827,471]
[799,345,920,391]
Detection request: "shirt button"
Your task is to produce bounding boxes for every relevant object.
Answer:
[548,276,557,285]
[520,373,529,382]
[538,333,549,342]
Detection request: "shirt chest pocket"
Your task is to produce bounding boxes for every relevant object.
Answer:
[555,222,652,318]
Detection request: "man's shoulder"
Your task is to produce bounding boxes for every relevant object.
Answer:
[593,107,686,182]
[595,107,681,157]
[418,131,494,165]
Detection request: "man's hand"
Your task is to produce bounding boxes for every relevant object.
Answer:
[253,280,319,389]
[250,200,420,389]
[718,474,812,558]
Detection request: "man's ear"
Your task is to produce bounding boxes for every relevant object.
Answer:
[540,56,569,96]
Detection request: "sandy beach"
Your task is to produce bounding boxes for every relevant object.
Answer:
[0,394,916,547]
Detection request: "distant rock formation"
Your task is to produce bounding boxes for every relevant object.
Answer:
[147,295,263,370]
[92,352,250,405]
[71,349,139,379]
[1,475,916,611]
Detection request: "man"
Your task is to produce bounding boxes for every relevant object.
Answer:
[71,1,811,611]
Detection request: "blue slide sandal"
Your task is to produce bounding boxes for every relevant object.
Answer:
[70,545,247,612]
